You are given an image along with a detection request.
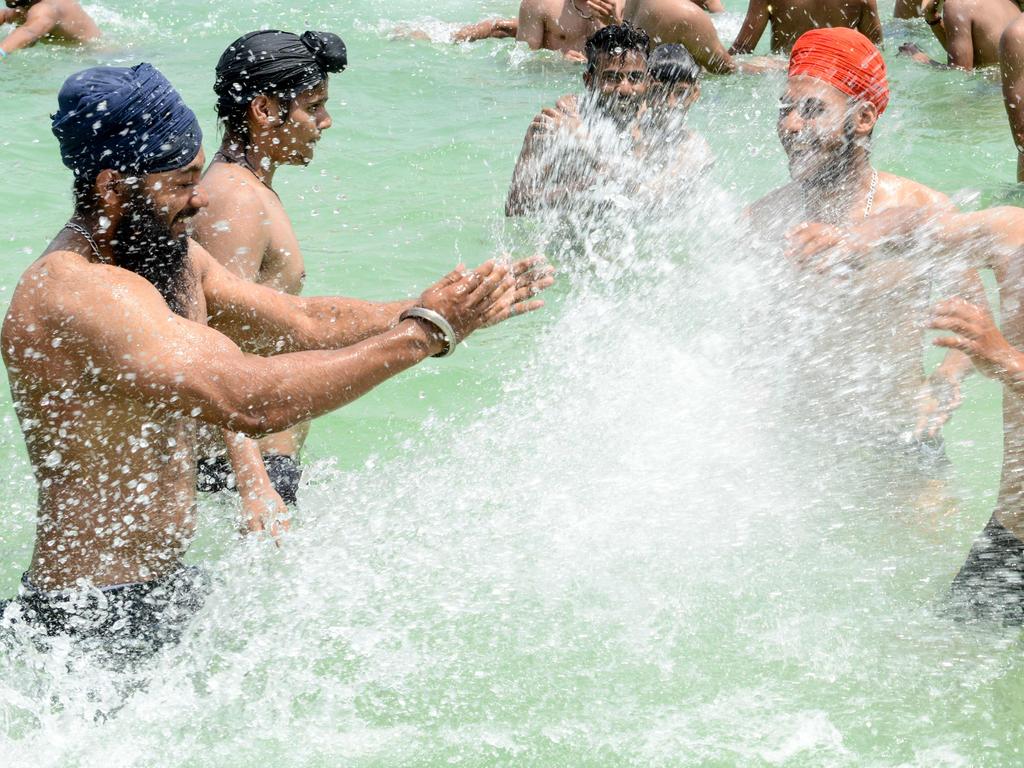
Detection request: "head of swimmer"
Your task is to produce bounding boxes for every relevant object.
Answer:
[778,75,878,186]
[218,80,333,168]
[73,152,207,315]
[644,45,701,120]
[4,0,40,7]
[583,24,651,124]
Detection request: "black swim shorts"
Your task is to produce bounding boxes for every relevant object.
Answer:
[949,515,1024,624]
[196,453,303,506]
[0,566,210,664]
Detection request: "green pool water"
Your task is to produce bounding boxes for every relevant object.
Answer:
[1,1,1023,765]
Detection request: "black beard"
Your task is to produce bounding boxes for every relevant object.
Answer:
[794,118,860,191]
[111,196,194,318]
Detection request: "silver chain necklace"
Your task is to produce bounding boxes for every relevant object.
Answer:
[863,168,878,219]
[64,220,106,262]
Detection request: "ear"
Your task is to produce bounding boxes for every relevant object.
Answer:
[248,94,281,129]
[855,101,878,137]
[685,82,701,108]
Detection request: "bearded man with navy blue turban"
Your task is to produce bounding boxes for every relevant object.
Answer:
[0,62,552,664]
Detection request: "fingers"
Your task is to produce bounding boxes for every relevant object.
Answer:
[929,316,976,337]
[466,262,511,308]
[933,336,972,353]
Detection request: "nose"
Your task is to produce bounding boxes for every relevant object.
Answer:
[191,184,209,211]
[779,109,805,136]
[319,109,332,131]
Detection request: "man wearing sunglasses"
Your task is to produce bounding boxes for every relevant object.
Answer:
[749,27,979,465]
[506,23,650,216]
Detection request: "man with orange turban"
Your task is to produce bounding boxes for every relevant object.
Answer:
[749,27,980,467]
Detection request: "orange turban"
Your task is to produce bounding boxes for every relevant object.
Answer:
[789,27,889,116]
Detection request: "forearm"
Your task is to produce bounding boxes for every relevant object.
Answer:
[294,296,415,351]
[1,26,42,53]
[224,430,274,496]
[221,319,442,436]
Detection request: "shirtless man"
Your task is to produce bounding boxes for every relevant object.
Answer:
[749,28,976,455]
[506,23,650,216]
[0,64,551,657]
[1000,15,1024,180]
[449,0,721,49]
[0,0,98,55]
[899,0,1021,70]
[623,0,784,74]
[730,0,882,55]
[192,30,348,519]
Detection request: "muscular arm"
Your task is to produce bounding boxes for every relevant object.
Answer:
[1001,17,1024,181]
[944,16,975,69]
[730,0,769,55]
[197,246,413,355]
[0,3,56,53]
[858,0,884,45]
[32,259,444,437]
[517,0,547,50]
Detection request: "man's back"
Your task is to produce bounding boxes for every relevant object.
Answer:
[2,241,205,591]
[731,0,881,54]
[942,0,1021,68]
[624,0,735,71]
[0,0,100,47]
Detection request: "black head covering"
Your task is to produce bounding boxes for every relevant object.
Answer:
[648,44,701,84]
[214,30,347,115]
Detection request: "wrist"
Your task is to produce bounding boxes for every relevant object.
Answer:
[400,317,446,357]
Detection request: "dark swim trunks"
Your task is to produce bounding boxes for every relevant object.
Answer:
[0,566,210,664]
[949,516,1024,625]
[196,454,303,506]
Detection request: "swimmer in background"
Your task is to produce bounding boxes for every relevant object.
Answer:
[999,14,1024,180]
[0,0,98,56]
[191,30,348,526]
[623,0,785,74]
[0,63,552,658]
[634,43,714,188]
[748,27,980,458]
[447,0,723,55]
[505,22,650,216]
[730,0,883,55]
[898,0,1021,70]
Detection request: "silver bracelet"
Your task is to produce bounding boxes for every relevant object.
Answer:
[399,306,457,358]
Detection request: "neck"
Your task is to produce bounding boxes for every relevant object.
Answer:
[69,210,117,265]
[799,149,874,224]
[220,136,279,187]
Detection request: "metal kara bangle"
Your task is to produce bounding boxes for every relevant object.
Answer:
[400,307,457,358]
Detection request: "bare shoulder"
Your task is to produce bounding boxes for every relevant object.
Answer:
[519,0,556,20]
[746,182,797,221]
[200,162,269,217]
[25,1,57,22]
[880,172,951,211]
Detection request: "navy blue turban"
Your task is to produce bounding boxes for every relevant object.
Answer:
[51,63,203,180]
[214,30,347,117]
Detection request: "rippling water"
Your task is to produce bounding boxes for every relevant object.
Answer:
[1,1,1022,765]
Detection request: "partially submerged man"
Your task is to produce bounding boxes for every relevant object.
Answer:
[623,0,784,74]
[506,22,650,216]
[191,30,347,521]
[1000,14,1024,180]
[729,0,882,55]
[448,0,722,51]
[899,0,1021,70]
[0,0,98,55]
[0,64,551,658]
[749,27,976,458]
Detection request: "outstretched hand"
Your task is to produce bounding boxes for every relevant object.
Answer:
[913,374,963,441]
[482,255,555,327]
[931,298,1020,381]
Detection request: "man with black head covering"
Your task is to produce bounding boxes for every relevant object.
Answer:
[192,30,349,521]
[0,63,551,661]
